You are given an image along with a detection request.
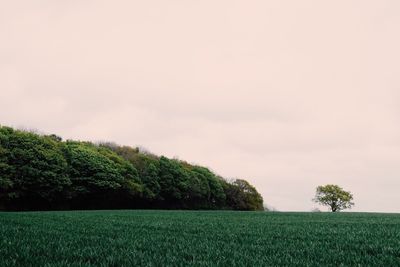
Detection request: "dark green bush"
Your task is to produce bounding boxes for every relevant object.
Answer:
[0,125,264,211]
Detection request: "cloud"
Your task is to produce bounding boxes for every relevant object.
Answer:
[1,0,400,212]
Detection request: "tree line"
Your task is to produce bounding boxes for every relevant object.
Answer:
[0,126,264,211]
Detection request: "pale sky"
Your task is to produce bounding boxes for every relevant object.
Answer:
[1,1,399,212]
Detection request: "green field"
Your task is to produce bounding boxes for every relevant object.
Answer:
[1,211,399,266]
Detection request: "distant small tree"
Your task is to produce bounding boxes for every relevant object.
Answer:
[313,184,354,212]
[311,208,321,212]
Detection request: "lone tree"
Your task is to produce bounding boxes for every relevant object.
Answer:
[313,184,354,212]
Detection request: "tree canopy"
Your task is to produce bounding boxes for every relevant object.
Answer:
[313,184,354,212]
[0,125,264,211]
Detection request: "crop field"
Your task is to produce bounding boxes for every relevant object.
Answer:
[1,211,400,266]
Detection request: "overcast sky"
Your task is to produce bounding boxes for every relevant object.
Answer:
[1,1,400,212]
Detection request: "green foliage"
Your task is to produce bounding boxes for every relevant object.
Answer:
[314,184,354,212]
[188,166,213,205]
[141,163,161,199]
[158,156,189,202]
[95,145,143,198]
[0,147,13,190]
[0,125,263,210]
[0,211,399,266]
[100,144,161,200]
[62,142,124,196]
[224,179,264,211]
[0,127,70,207]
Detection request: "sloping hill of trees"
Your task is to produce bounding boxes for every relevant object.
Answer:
[0,126,264,211]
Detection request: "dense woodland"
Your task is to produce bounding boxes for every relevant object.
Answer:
[0,126,264,211]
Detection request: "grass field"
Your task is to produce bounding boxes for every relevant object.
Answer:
[1,211,400,266]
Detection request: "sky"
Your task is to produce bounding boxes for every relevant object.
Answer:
[1,1,399,212]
